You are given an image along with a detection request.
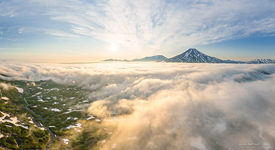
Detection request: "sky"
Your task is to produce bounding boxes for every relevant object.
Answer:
[0,0,275,62]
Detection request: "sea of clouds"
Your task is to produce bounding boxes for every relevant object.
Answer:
[0,62,275,150]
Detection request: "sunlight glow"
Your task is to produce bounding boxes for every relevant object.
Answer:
[109,44,117,52]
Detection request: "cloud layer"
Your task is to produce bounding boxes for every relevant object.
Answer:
[1,62,275,149]
[0,82,13,90]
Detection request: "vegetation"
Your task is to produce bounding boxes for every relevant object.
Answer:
[48,120,109,150]
[0,81,49,149]
[0,122,49,149]
[0,79,107,149]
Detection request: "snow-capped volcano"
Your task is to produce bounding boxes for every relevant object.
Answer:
[165,48,223,63]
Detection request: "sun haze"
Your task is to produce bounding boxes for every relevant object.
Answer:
[0,0,275,62]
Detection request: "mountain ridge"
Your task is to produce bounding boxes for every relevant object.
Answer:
[104,48,275,64]
[246,59,275,64]
[132,55,167,62]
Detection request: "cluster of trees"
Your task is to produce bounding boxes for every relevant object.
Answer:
[0,137,18,149]
[0,122,50,149]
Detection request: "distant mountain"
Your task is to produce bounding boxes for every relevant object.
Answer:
[104,59,130,62]
[104,49,274,64]
[223,59,246,64]
[132,55,167,62]
[246,59,275,64]
[165,48,223,63]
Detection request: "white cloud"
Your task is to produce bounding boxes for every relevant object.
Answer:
[1,62,275,149]
[0,82,12,90]
[18,27,78,38]
[1,0,275,55]
[31,0,275,54]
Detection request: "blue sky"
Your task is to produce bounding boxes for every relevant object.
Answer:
[0,0,275,62]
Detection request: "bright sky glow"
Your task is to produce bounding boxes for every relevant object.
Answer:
[0,0,275,62]
[109,44,117,52]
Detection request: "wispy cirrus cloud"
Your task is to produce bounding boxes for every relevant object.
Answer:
[18,27,79,38]
[26,0,275,54]
[1,0,275,56]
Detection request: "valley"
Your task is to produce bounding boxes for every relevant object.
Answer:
[0,79,109,150]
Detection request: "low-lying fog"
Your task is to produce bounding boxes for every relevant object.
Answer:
[1,62,275,150]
